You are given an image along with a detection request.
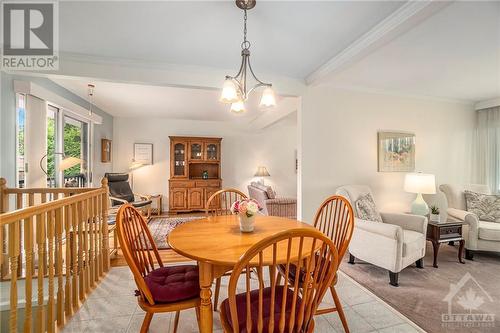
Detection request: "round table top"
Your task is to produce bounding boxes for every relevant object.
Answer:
[168,215,317,266]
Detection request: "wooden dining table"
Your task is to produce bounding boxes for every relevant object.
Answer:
[168,214,316,333]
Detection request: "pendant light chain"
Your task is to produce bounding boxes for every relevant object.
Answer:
[242,9,250,50]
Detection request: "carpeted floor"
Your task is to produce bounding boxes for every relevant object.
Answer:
[147,216,203,249]
[340,242,500,333]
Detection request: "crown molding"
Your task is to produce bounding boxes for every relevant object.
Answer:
[475,97,500,110]
[305,0,451,85]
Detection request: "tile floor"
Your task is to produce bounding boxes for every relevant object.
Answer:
[63,266,425,333]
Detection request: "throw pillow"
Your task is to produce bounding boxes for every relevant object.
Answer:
[464,190,500,222]
[355,193,383,223]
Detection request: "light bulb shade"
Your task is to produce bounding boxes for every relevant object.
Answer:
[220,79,239,104]
[254,166,270,177]
[60,156,82,171]
[259,86,276,108]
[230,100,246,113]
[129,160,144,171]
[404,173,436,194]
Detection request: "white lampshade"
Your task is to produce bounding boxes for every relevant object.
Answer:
[230,100,246,113]
[259,86,276,108]
[404,173,436,194]
[60,156,82,171]
[220,79,239,104]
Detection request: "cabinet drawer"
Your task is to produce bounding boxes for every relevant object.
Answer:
[195,180,221,188]
[169,181,194,188]
[440,226,461,239]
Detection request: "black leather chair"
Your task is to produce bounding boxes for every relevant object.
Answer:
[105,173,153,218]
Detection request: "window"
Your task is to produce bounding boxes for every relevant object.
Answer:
[63,115,89,187]
[15,93,26,188]
[45,105,91,187]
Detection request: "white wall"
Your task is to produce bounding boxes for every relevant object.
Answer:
[112,113,297,211]
[300,87,476,222]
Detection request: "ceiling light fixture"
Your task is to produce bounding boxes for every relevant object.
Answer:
[87,84,95,116]
[220,0,276,112]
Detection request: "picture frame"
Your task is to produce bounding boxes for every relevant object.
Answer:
[134,143,153,165]
[101,139,112,163]
[378,131,415,172]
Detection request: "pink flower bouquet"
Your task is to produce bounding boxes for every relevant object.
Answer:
[230,198,261,218]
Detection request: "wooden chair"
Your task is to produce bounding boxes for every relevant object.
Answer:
[312,196,354,331]
[220,228,339,333]
[116,204,201,333]
[205,188,248,216]
[205,188,248,311]
[278,195,354,332]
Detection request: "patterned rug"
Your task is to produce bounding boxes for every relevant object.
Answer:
[147,216,203,249]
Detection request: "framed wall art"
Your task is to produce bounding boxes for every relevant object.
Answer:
[378,132,415,172]
[101,139,112,163]
[134,143,153,165]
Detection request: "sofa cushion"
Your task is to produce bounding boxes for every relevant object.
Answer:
[144,265,200,303]
[439,184,491,210]
[403,230,424,257]
[355,193,383,223]
[250,182,276,199]
[221,286,301,332]
[465,191,500,223]
[478,221,500,241]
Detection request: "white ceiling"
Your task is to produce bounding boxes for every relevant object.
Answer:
[48,0,500,120]
[58,0,404,79]
[326,1,500,102]
[50,77,297,122]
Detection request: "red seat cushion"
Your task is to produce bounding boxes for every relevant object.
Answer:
[221,286,302,333]
[144,265,200,303]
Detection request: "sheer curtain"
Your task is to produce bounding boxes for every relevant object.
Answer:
[475,107,500,193]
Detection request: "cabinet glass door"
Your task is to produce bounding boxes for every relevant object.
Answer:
[205,143,219,161]
[190,142,203,160]
[173,143,186,176]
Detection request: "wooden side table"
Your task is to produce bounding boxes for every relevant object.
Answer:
[150,194,162,216]
[426,220,465,268]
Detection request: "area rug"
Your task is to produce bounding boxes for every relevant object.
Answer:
[340,242,500,333]
[147,216,203,249]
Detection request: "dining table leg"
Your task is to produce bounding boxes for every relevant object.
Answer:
[198,261,214,333]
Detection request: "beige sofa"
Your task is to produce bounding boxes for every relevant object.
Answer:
[440,184,500,259]
[336,185,428,286]
[247,182,297,219]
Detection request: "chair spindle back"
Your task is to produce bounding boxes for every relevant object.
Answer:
[206,188,248,216]
[313,195,354,260]
[116,204,163,305]
[227,229,339,333]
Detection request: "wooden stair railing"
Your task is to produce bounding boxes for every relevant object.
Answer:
[0,178,111,333]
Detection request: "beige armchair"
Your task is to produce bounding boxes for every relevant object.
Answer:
[247,182,297,219]
[439,184,500,259]
[336,185,427,286]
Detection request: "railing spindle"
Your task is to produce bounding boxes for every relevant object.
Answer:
[64,195,72,316]
[36,212,46,333]
[55,207,64,326]
[9,220,20,332]
[24,216,34,333]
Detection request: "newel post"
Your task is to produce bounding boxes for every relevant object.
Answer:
[101,177,110,271]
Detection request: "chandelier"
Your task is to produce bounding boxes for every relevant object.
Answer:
[220,0,276,113]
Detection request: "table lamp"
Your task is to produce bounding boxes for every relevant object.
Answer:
[254,166,270,185]
[404,172,436,215]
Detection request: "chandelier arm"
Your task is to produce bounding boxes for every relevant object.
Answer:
[246,83,271,96]
[247,56,272,86]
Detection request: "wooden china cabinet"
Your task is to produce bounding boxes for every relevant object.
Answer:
[168,136,222,213]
